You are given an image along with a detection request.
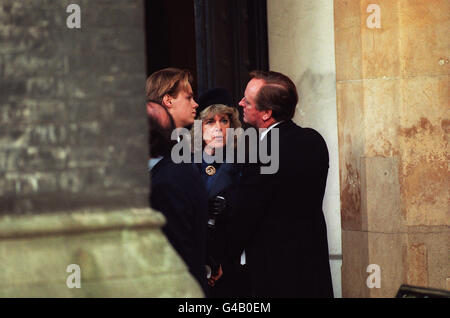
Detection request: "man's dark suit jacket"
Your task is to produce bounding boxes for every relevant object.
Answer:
[150,156,209,293]
[228,120,334,298]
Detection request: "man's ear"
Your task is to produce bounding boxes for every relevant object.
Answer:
[262,109,272,121]
[162,94,172,108]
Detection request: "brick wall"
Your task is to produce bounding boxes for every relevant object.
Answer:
[0,0,149,214]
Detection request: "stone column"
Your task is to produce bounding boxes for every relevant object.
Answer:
[0,209,204,297]
[0,1,204,297]
[0,0,148,213]
[334,0,449,297]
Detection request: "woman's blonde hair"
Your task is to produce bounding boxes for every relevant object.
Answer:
[191,104,242,152]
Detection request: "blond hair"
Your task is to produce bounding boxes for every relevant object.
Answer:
[191,104,242,152]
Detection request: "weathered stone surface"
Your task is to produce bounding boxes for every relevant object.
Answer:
[343,230,411,298]
[406,229,449,291]
[335,0,449,297]
[367,232,406,298]
[406,243,428,287]
[342,230,370,298]
[360,156,405,233]
[0,209,204,298]
[398,76,449,227]
[360,0,401,79]
[0,0,148,215]
[333,0,363,81]
[363,79,401,158]
[0,272,200,298]
[336,81,364,231]
[399,0,449,76]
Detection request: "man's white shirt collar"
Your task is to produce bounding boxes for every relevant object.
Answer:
[260,121,283,141]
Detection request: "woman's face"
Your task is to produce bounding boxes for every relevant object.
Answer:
[202,114,231,149]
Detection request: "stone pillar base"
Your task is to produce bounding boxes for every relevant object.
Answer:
[0,209,204,298]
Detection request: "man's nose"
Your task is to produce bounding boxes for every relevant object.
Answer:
[238,98,245,107]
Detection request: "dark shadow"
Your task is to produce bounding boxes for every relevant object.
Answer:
[145,0,198,93]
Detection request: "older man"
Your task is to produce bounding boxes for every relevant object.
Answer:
[228,70,334,298]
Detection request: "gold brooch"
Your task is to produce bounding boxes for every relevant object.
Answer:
[205,165,216,176]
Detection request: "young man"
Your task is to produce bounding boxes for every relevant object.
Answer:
[228,70,334,298]
[146,68,199,128]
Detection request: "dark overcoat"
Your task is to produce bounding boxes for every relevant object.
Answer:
[150,156,209,293]
[227,120,334,298]
[195,154,251,297]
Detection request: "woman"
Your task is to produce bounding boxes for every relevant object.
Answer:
[191,88,250,298]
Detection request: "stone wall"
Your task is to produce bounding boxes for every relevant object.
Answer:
[0,209,204,297]
[334,0,449,297]
[0,0,149,214]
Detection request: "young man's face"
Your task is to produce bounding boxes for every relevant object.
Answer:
[239,78,266,128]
[169,83,199,128]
